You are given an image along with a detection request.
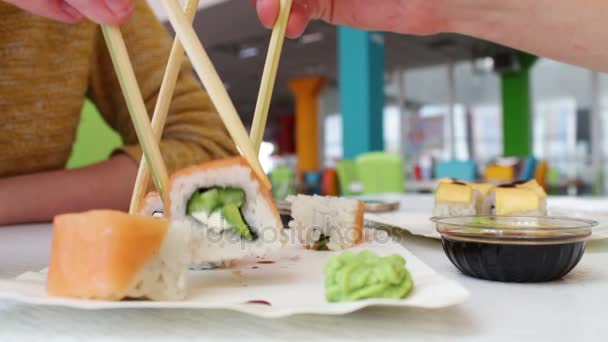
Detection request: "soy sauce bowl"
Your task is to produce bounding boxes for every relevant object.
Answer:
[430,216,597,283]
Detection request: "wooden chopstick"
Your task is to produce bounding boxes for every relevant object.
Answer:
[101,26,170,200]
[160,0,271,189]
[128,0,200,214]
[250,0,293,153]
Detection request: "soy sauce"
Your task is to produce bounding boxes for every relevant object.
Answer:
[441,238,586,283]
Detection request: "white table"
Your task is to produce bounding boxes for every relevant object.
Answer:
[2,197,608,341]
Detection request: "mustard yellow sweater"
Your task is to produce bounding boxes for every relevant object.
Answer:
[0,1,237,178]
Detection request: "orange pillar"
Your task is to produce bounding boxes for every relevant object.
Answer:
[288,76,325,178]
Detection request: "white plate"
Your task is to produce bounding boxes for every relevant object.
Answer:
[366,208,608,241]
[0,230,468,318]
[366,211,441,239]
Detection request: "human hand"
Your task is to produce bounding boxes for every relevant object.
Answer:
[251,0,447,38]
[3,0,134,24]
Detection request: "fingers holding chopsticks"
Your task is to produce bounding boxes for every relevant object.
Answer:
[5,0,134,24]
[252,0,313,39]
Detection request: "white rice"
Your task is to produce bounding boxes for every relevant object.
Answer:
[125,222,191,301]
[138,193,163,217]
[287,195,363,251]
[432,191,479,217]
[168,165,284,264]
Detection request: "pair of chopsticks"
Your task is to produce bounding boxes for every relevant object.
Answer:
[102,0,292,214]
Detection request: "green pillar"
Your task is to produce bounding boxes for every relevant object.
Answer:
[501,52,537,157]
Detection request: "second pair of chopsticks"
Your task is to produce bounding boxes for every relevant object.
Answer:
[130,0,293,211]
[106,0,292,214]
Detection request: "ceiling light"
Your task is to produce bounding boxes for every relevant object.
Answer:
[299,32,324,44]
[238,46,259,59]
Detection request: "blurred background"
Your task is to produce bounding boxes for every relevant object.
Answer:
[70,0,608,198]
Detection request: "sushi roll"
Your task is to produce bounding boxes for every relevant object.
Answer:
[47,210,190,301]
[433,181,478,217]
[485,186,547,216]
[467,182,495,213]
[167,157,284,264]
[514,179,547,199]
[287,194,365,251]
[138,191,164,217]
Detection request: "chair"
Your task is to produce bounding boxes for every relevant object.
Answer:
[355,152,404,194]
[435,160,477,181]
[519,156,537,181]
[303,171,323,195]
[484,164,515,184]
[321,169,339,196]
[534,160,549,190]
[336,160,359,196]
[269,166,296,199]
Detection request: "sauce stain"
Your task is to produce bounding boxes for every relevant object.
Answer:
[251,266,259,269]
[257,260,275,264]
[246,300,271,306]
[231,270,242,278]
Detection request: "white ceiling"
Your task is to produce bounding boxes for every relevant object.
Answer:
[146,0,230,20]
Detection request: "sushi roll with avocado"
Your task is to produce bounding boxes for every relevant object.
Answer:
[166,157,284,265]
[484,186,547,216]
[433,181,479,217]
[288,194,365,251]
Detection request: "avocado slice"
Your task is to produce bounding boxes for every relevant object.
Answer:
[221,203,254,240]
[186,189,221,215]
[315,234,330,251]
[218,188,246,207]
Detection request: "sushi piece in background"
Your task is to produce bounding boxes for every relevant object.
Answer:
[47,210,190,301]
[166,157,284,265]
[432,181,479,217]
[514,179,547,199]
[485,186,547,216]
[288,194,365,251]
[467,182,496,213]
[138,191,164,217]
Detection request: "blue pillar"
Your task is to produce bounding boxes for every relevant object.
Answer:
[339,27,385,159]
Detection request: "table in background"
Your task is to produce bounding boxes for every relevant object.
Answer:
[1,195,608,341]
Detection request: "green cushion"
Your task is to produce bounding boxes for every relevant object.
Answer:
[270,166,296,199]
[336,160,359,196]
[355,152,404,194]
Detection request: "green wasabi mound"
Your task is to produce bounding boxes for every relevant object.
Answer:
[324,250,414,302]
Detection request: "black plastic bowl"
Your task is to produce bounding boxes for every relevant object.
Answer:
[430,216,597,283]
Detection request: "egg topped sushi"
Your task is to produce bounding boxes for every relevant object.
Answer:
[486,186,547,216]
[433,181,478,217]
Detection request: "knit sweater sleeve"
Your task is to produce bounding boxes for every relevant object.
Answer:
[87,0,238,175]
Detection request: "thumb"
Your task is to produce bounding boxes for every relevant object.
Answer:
[4,0,83,23]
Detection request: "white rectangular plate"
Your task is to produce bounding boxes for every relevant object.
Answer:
[366,211,441,239]
[0,230,468,318]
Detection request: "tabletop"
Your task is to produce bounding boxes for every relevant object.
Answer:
[1,194,607,341]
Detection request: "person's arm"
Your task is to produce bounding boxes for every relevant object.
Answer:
[255,0,608,71]
[90,1,237,176]
[0,155,137,226]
